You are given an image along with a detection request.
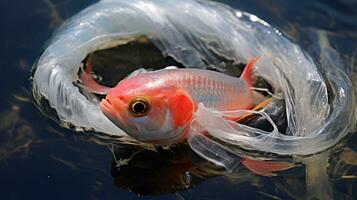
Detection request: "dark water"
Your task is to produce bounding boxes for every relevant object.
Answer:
[0,0,356,199]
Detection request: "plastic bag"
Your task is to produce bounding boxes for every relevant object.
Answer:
[32,0,356,159]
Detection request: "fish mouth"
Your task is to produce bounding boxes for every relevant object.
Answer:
[99,98,137,131]
[100,98,121,125]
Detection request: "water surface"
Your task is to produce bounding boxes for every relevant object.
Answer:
[0,0,356,199]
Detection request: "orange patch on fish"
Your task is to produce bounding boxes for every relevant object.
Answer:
[169,90,195,128]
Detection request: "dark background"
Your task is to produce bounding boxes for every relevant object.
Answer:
[0,0,356,199]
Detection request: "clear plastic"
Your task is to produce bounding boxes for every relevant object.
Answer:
[32,0,356,158]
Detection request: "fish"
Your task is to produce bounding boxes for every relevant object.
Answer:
[96,57,261,144]
[81,56,295,176]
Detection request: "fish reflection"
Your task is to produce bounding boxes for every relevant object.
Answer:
[108,140,357,198]
[110,143,206,195]
[109,142,299,196]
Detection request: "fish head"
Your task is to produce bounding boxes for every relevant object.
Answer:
[100,76,195,144]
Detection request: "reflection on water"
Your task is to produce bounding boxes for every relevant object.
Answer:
[110,144,202,195]
[0,94,33,161]
[0,0,356,199]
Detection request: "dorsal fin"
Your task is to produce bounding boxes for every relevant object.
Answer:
[240,56,260,86]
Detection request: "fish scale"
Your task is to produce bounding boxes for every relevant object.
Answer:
[157,68,253,111]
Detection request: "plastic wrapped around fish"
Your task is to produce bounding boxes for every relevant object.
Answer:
[31,0,356,171]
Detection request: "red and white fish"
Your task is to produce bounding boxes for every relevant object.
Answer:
[80,56,294,176]
[82,57,260,143]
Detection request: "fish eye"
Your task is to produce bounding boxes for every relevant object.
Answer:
[129,97,151,117]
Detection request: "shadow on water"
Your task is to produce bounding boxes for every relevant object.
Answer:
[0,0,356,199]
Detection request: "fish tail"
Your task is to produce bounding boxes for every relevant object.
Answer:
[79,54,110,95]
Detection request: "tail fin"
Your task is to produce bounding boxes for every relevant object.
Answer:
[79,54,110,95]
[240,56,261,86]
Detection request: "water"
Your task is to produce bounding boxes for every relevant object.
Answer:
[1,0,357,199]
